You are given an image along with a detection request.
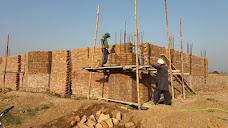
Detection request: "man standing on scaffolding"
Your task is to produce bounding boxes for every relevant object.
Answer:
[151,58,171,105]
[100,33,110,67]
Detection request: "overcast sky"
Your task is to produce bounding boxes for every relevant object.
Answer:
[0,0,228,72]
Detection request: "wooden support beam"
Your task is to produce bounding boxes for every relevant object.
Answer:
[134,0,141,110]
[2,34,9,92]
[164,0,174,101]
[88,5,100,100]
[180,17,186,99]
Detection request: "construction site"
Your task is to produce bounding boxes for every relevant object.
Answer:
[1,0,228,128]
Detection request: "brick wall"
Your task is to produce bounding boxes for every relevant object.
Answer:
[1,42,227,104]
[140,42,208,92]
[71,44,139,101]
[50,50,71,96]
[22,51,51,92]
[0,55,20,90]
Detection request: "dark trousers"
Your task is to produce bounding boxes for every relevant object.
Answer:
[102,48,108,65]
[153,89,171,105]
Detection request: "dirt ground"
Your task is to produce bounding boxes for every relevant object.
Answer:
[0,87,228,128]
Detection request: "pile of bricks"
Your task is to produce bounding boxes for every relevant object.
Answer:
[50,50,71,96]
[70,110,136,128]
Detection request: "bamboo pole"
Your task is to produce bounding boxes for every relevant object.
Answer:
[88,5,100,99]
[180,17,185,99]
[190,43,193,75]
[120,30,122,53]
[124,21,127,53]
[204,49,207,84]
[134,0,141,110]
[164,0,174,101]
[3,34,9,92]
[187,43,189,54]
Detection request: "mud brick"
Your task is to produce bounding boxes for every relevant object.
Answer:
[98,114,110,123]
[89,115,96,122]
[86,118,96,127]
[116,112,122,120]
[112,118,119,125]
[104,118,113,128]
[77,123,89,128]
[78,115,88,125]
[95,123,103,128]
[74,115,81,122]
[100,121,109,128]
[125,121,135,128]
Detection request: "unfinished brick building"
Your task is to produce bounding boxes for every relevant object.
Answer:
[0,42,227,103]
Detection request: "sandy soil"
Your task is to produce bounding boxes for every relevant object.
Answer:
[0,87,228,128]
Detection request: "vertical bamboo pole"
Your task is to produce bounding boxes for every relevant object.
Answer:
[189,43,193,88]
[3,34,9,92]
[164,0,174,101]
[88,5,100,99]
[204,49,207,85]
[115,32,117,64]
[134,0,141,110]
[180,17,185,99]
[187,43,189,54]
[124,21,127,53]
[120,31,122,53]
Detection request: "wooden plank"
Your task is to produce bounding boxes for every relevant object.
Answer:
[2,71,25,73]
[84,66,123,70]
[98,97,153,108]
[134,0,141,110]
[164,0,174,101]
[88,5,100,100]
[180,17,186,99]
[3,34,9,93]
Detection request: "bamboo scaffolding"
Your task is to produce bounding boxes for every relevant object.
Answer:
[134,0,141,110]
[3,34,9,92]
[180,17,185,99]
[88,5,100,99]
[164,0,174,101]
[124,21,127,53]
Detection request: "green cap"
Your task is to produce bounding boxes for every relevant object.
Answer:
[105,33,110,37]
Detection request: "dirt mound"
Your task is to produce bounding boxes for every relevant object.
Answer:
[41,103,132,128]
[0,87,228,128]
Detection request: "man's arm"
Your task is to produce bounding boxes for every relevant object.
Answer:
[100,39,105,48]
[151,64,161,69]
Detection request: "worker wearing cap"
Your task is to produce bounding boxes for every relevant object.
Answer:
[100,33,110,66]
[151,58,171,105]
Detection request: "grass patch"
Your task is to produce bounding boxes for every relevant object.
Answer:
[49,93,62,98]
[26,109,37,117]
[73,96,87,100]
[26,104,51,117]
[1,112,22,126]
[206,98,218,103]
[40,105,50,110]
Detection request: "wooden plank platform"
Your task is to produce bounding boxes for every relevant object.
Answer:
[98,97,153,108]
[83,66,124,71]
